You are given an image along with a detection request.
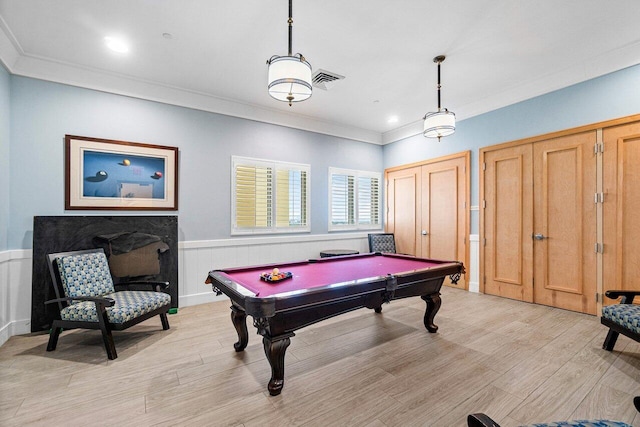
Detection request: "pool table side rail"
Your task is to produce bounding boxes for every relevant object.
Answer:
[206,259,463,319]
[206,257,462,303]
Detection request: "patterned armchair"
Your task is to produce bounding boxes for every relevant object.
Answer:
[45,248,171,359]
[467,415,632,427]
[368,233,397,254]
[467,396,640,426]
[601,290,640,351]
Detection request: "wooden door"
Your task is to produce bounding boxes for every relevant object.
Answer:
[420,156,467,288]
[483,144,534,302]
[386,167,420,256]
[603,122,640,302]
[532,132,596,314]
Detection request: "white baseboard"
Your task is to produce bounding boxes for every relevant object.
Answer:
[178,291,226,308]
[0,318,31,347]
[0,322,7,347]
[468,281,480,293]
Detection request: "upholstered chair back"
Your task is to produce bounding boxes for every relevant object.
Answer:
[56,251,115,300]
[368,233,397,254]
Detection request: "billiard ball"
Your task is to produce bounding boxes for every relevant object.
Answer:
[272,268,279,275]
[154,171,163,178]
[97,170,108,177]
[123,159,131,166]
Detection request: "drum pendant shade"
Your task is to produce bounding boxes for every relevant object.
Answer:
[267,0,312,106]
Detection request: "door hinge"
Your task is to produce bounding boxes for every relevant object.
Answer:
[594,193,604,204]
[483,276,486,284]
[482,200,486,209]
[594,243,603,253]
[482,162,486,171]
[595,292,600,303]
[594,142,604,154]
[483,238,487,246]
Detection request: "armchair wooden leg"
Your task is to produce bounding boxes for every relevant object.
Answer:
[603,328,619,351]
[47,324,63,352]
[99,324,117,360]
[160,312,170,330]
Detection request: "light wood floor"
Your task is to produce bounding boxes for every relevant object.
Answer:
[1,287,640,426]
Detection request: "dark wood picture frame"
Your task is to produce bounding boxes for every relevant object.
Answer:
[65,135,179,210]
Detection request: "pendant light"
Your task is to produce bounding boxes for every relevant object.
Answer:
[423,55,455,140]
[267,0,312,106]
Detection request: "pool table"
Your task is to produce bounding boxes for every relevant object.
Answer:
[205,252,464,395]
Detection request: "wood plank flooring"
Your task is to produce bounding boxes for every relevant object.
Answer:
[1,287,639,426]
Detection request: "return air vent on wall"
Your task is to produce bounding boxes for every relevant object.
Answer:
[312,69,345,90]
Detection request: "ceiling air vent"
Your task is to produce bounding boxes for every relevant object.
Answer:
[312,69,345,90]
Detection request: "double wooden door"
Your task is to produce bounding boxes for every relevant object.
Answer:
[482,132,596,314]
[386,152,469,289]
[482,115,640,315]
[603,121,640,303]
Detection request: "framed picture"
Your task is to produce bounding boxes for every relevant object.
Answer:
[65,135,179,210]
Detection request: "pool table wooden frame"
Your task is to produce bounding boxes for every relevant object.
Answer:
[206,252,464,395]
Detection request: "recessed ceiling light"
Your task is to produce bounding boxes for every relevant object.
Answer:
[388,116,398,124]
[104,36,129,53]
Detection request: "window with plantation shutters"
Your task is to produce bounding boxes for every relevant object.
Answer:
[329,168,381,231]
[232,156,310,234]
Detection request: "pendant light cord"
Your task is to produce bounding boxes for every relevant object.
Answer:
[434,55,445,111]
[437,61,441,110]
[288,0,293,56]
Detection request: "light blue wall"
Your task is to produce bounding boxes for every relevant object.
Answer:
[7,64,640,248]
[384,63,640,234]
[8,77,383,249]
[0,64,10,251]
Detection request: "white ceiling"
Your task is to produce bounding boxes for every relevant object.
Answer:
[1,0,639,144]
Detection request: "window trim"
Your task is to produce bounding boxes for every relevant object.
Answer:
[328,167,382,232]
[232,156,311,235]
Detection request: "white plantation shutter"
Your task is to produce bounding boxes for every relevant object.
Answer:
[358,175,380,226]
[235,164,272,228]
[233,157,310,234]
[329,168,381,231]
[276,168,308,228]
[330,173,355,226]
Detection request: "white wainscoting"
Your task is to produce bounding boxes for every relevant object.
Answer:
[0,232,481,347]
[0,250,33,347]
[179,233,371,306]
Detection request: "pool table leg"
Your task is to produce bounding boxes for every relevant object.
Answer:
[263,333,294,396]
[230,304,249,352]
[421,292,441,333]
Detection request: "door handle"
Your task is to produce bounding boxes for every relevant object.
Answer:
[421,230,428,236]
[532,233,548,240]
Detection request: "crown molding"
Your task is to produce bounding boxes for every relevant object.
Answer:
[3,21,639,147]
[0,25,382,146]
